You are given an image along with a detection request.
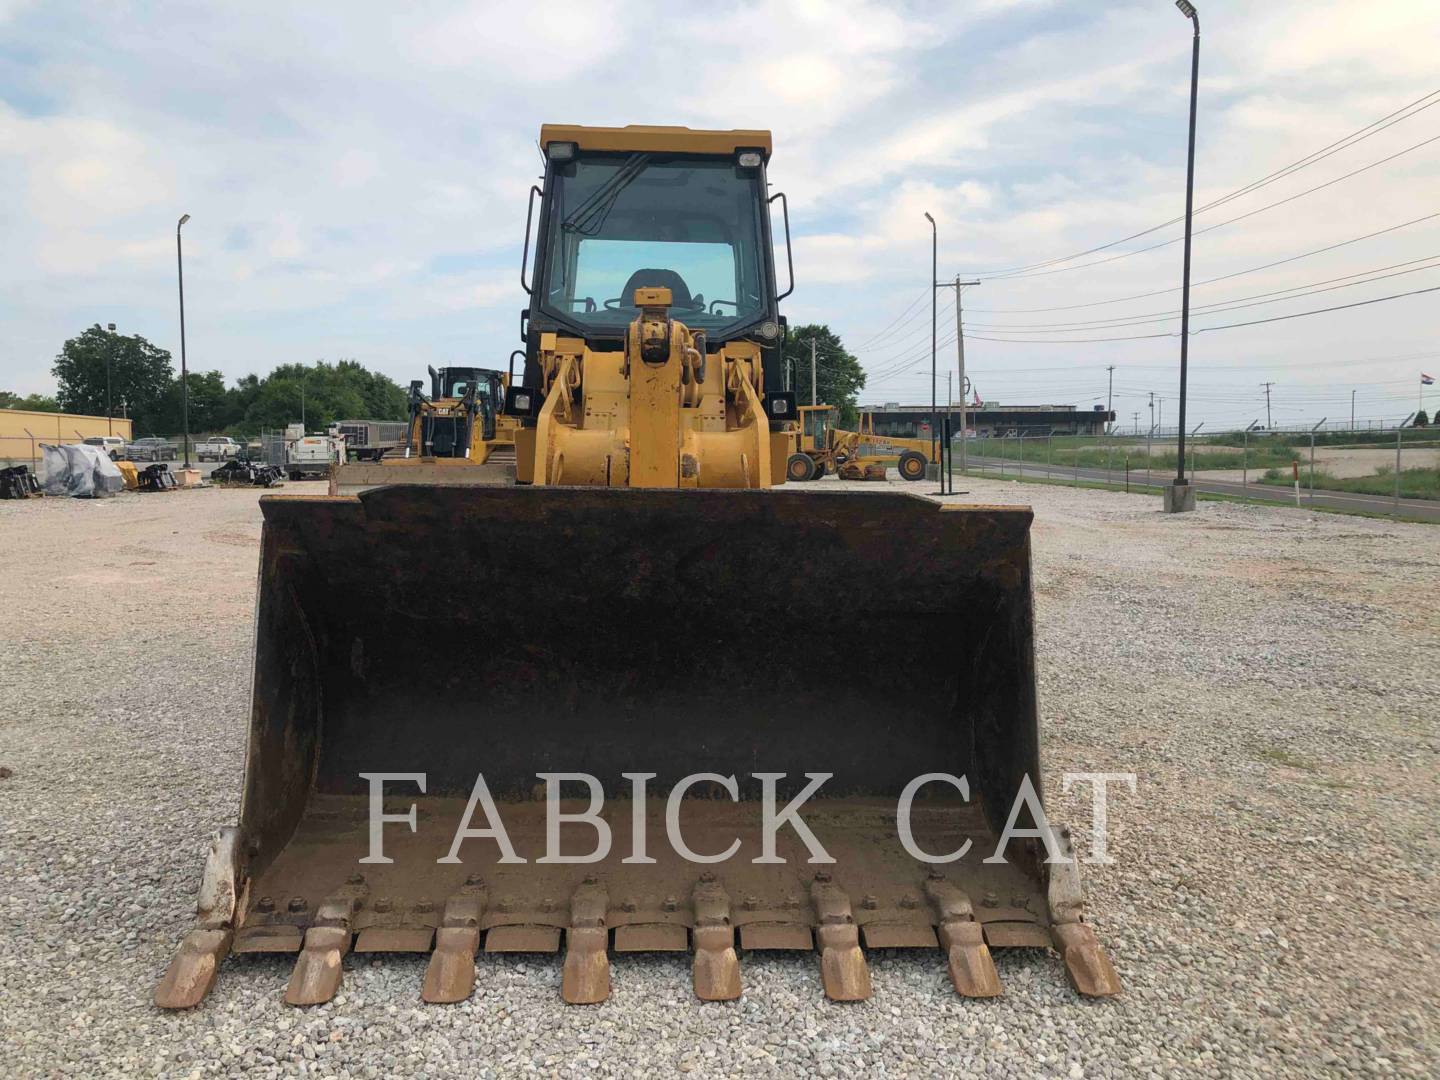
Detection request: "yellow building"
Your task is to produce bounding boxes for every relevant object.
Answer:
[0,409,134,466]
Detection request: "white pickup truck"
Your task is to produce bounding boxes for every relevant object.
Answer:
[196,436,242,462]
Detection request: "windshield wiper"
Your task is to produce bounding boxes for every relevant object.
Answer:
[561,153,650,236]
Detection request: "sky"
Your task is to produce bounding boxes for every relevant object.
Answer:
[1,0,1437,432]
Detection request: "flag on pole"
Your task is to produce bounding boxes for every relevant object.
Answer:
[1423,373,1435,385]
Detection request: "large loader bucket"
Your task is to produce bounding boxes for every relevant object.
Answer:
[157,486,1118,1009]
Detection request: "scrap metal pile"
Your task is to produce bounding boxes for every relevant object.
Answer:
[0,465,42,499]
[212,458,285,487]
[137,463,179,492]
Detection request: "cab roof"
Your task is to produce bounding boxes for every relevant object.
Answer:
[539,124,772,160]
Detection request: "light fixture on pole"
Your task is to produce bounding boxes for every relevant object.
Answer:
[176,213,192,469]
[923,212,941,493]
[1166,0,1200,514]
[106,322,117,435]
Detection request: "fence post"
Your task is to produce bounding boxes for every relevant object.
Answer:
[1106,436,1113,487]
[1047,434,1053,476]
[1146,426,1153,490]
[1393,426,1402,516]
[1242,428,1248,501]
[1126,458,1130,494]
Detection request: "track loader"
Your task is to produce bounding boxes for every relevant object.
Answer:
[157,124,1119,1010]
[328,365,520,494]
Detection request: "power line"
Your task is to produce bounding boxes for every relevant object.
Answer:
[964,211,1440,314]
[964,284,1440,344]
[964,89,1440,277]
[848,287,929,350]
[965,254,1440,332]
[972,132,1440,282]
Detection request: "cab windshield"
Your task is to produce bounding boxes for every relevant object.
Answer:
[540,154,769,337]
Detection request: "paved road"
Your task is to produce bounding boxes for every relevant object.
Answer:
[963,455,1440,522]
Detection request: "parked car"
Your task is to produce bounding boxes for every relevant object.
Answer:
[81,435,127,460]
[124,437,179,462]
[196,436,242,462]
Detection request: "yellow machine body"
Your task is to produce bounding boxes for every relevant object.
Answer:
[520,289,775,489]
[157,122,1119,1014]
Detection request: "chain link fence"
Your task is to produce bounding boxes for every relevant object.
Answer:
[955,424,1439,519]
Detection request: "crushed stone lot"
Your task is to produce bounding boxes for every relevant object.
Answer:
[1,476,1437,1078]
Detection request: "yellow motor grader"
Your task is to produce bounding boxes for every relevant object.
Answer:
[157,123,1118,1011]
[782,405,939,483]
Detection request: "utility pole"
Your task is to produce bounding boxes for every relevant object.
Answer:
[1106,365,1116,434]
[105,322,117,435]
[1261,381,1274,428]
[1133,411,1140,434]
[810,337,817,406]
[923,211,940,492]
[1351,389,1356,430]
[935,275,980,479]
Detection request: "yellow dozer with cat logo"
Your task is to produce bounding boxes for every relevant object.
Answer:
[156,124,1118,1010]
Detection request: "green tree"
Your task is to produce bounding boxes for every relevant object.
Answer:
[0,390,61,411]
[1415,409,1430,427]
[781,324,866,428]
[52,325,175,433]
[238,360,406,433]
[156,370,237,434]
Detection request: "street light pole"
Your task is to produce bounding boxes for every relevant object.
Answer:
[105,321,116,434]
[923,212,940,492]
[176,213,192,468]
[1169,0,1200,513]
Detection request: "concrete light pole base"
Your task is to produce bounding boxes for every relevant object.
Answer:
[1163,482,1196,513]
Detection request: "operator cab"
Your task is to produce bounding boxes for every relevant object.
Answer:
[521,125,793,392]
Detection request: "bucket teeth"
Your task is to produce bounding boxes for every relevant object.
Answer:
[285,883,365,1007]
[815,923,871,1001]
[810,877,871,1002]
[691,876,740,1002]
[1051,922,1122,998]
[925,875,1002,998]
[154,928,232,1009]
[562,926,611,1005]
[561,878,610,1005]
[423,927,481,1003]
[938,921,1002,998]
[285,925,351,1006]
[422,881,487,1004]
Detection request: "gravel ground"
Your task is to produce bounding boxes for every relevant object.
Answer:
[2,476,1437,1078]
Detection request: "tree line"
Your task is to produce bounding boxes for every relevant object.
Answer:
[1,325,408,437]
[6,320,872,435]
